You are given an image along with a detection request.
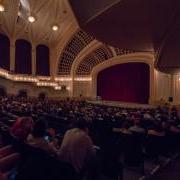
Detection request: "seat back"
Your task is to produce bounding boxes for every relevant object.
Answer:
[122,133,144,166]
[15,144,78,180]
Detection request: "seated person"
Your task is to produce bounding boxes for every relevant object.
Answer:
[49,136,61,152]
[148,121,165,137]
[46,128,56,141]
[170,106,178,117]
[169,121,180,134]
[0,145,20,180]
[0,171,7,180]
[113,121,132,134]
[58,119,96,173]
[26,119,57,155]
[129,118,146,134]
[143,111,153,120]
[10,116,33,141]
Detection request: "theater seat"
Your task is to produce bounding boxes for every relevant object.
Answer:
[15,144,79,180]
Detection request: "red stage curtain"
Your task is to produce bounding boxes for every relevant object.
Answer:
[15,39,32,74]
[0,34,10,70]
[36,45,50,76]
[97,63,150,104]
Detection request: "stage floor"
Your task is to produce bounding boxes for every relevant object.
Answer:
[87,100,156,109]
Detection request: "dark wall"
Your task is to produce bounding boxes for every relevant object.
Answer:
[0,34,10,70]
[97,62,150,104]
[15,39,32,74]
[36,45,50,76]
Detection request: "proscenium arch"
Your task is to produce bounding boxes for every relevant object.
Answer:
[71,45,135,77]
[91,52,155,104]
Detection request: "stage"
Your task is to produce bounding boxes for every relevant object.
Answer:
[87,100,156,109]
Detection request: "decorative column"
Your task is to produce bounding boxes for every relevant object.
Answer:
[10,40,15,72]
[148,64,156,104]
[50,49,59,79]
[32,45,36,75]
[170,75,174,102]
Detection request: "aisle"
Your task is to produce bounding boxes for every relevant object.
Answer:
[151,156,180,180]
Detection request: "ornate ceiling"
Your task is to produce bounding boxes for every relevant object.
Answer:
[58,30,95,75]
[69,0,180,74]
[0,0,77,46]
[0,0,159,77]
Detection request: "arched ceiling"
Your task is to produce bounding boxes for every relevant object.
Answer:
[57,29,137,76]
[69,0,180,74]
[0,0,77,46]
[76,46,135,75]
[57,30,95,75]
[0,0,155,78]
[76,45,113,75]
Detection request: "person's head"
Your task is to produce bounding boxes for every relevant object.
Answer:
[76,119,89,133]
[162,121,170,130]
[153,121,163,132]
[47,128,56,138]
[32,118,47,138]
[122,121,130,129]
[134,118,141,126]
[22,116,33,129]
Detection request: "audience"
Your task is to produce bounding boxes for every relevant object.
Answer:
[0,95,179,179]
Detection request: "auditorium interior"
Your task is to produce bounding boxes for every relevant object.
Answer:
[0,0,180,180]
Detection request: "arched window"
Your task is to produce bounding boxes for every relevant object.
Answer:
[0,34,10,70]
[15,39,32,74]
[36,45,49,76]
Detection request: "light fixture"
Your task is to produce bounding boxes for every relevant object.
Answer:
[28,15,36,23]
[0,4,5,12]
[52,25,58,31]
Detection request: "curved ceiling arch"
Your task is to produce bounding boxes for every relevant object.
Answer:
[76,46,135,76]
[91,52,155,98]
[70,0,180,74]
[0,0,77,46]
[57,30,95,75]
[76,45,113,75]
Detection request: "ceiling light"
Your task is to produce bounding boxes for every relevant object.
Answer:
[52,25,58,31]
[28,16,36,23]
[0,4,5,12]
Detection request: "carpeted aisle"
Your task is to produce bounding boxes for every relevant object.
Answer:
[151,156,180,180]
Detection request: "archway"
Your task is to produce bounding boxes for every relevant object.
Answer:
[0,34,10,70]
[91,53,155,103]
[97,62,150,104]
[36,45,50,76]
[15,39,32,74]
